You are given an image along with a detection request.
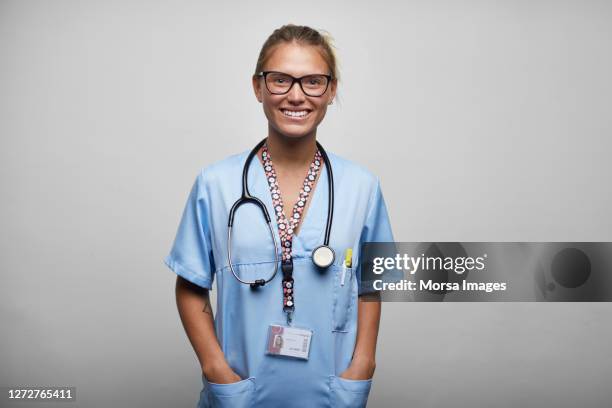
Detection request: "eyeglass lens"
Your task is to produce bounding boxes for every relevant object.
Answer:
[265,73,329,96]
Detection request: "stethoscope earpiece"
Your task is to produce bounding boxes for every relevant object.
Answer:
[250,279,266,289]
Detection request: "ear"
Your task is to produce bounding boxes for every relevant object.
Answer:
[328,78,338,105]
[252,75,263,103]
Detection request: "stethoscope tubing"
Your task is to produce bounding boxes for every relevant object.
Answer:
[317,141,334,246]
[227,138,334,288]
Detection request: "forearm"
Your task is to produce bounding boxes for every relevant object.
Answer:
[175,276,226,374]
[353,292,381,365]
[339,292,381,380]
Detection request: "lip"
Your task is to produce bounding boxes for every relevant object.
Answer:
[279,108,312,121]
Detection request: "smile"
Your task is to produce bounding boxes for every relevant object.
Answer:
[281,109,311,119]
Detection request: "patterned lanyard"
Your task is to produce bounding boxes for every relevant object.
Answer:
[261,143,323,323]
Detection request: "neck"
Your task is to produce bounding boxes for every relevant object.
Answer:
[266,127,318,169]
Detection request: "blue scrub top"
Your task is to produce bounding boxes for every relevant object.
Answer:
[164,148,394,408]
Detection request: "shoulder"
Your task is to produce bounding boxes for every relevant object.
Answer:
[194,150,250,186]
[327,150,380,189]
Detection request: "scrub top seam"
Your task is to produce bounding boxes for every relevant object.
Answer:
[214,255,348,274]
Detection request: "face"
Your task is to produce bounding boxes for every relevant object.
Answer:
[253,42,337,140]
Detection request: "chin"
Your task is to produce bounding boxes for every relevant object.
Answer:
[273,123,316,139]
[281,129,313,139]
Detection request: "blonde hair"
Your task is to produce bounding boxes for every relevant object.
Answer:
[254,24,340,81]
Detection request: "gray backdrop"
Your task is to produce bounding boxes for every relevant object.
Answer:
[1,0,611,407]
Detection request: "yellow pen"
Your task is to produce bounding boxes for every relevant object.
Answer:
[341,248,352,286]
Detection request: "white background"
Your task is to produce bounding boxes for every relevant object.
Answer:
[2,0,611,407]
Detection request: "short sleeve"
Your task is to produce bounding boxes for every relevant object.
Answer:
[356,179,400,296]
[164,170,215,289]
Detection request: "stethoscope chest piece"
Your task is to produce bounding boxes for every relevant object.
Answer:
[312,245,335,268]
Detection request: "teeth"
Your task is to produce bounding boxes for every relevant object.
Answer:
[282,110,308,118]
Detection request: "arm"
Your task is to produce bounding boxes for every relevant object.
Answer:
[339,179,390,380]
[339,292,381,380]
[175,276,241,384]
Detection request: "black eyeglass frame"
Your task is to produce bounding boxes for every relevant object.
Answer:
[256,71,333,97]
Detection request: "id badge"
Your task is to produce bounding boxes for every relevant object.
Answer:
[266,324,313,360]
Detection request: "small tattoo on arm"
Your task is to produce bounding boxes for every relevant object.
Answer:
[203,302,212,315]
[202,292,213,315]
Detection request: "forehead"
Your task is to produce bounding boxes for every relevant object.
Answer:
[264,42,330,76]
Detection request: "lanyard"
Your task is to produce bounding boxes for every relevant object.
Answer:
[261,143,322,324]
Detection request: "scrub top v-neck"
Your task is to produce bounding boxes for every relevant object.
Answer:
[253,148,327,261]
[164,147,395,408]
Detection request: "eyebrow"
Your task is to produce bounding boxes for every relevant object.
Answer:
[262,70,331,77]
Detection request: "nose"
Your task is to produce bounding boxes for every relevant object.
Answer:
[286,80,306,104]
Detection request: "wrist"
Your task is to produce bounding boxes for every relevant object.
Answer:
[339,353,376,380]
[352,353,376,366]
[351,354,376,374]
[201,356,229,377]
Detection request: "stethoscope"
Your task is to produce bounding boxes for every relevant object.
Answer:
[227,138,335,288]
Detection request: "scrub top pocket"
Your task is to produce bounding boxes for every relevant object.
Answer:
[200,376,256,408]
[329,375,372,408]
[332,264,355,332]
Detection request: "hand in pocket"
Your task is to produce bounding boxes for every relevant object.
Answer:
[339,356,376,381]
[203,360,242,384]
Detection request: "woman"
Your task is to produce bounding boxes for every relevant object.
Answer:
[164,24,394,408]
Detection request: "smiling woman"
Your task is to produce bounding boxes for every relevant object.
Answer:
[252,31,337,144]
[165,24,394,408]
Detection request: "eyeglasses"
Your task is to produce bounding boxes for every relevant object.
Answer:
[257,71,333,97]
